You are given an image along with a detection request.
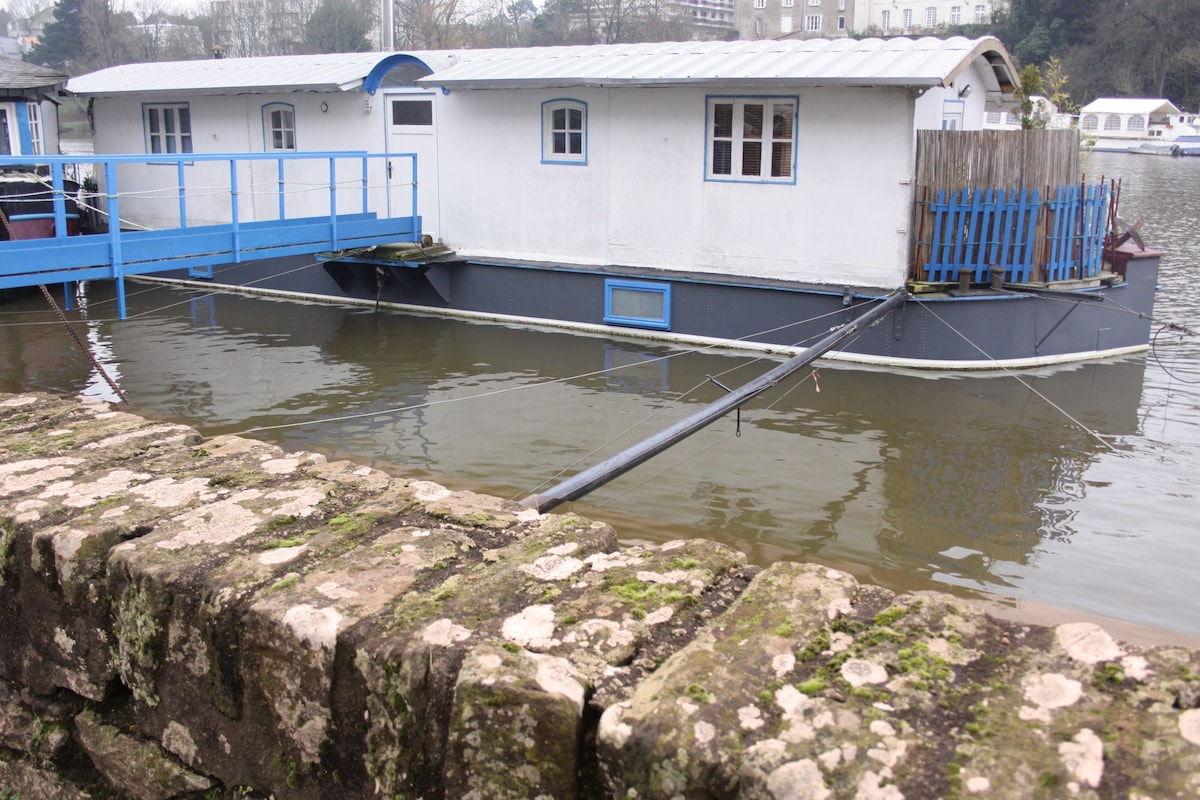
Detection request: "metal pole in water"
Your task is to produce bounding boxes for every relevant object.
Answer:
[519,289,908,514]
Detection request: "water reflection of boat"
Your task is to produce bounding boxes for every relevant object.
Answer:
[6,280,1156,621]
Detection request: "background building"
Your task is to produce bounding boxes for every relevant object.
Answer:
[737,0,1002,42]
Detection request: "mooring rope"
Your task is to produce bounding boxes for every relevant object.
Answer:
[1150,322,1199,385]
[913,297,1117,451]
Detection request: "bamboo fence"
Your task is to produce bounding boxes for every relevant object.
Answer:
[911,129,1107,285]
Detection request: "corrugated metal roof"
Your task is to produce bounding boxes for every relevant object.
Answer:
[1079,98,1182,116]
[67,51,462,96]
[0,58,69,92]
[416,37,1015,91]
[67,37,1017,97]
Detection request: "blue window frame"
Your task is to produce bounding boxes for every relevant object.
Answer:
[542,99,587,165]
[705,96,798,184]
[604,279,671,330]
[143,103,193,155]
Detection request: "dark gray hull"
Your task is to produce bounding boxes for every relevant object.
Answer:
[159,249,1160,370]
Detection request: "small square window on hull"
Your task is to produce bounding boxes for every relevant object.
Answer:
[604,280,671,330]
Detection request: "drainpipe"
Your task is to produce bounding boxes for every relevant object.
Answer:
[519,288,908,513]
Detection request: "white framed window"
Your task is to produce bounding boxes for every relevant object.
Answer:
[837,15,845,29]
[754,15,764,33]
[143,103,192,154]
[1126,115,1145,131]
[754,0,765,9]
[925,7,936,26]
[780,14,793,32]
[880,9,890,29]
[902,8,913,27]
[782,0,794,8]
[807,0,819,5]
[26,102,43,155]
[837,0,844,9]
[950,5,961,24]
[262,103,296,151]
[706,96,797,184]
[542,99,587,164]
[974,4,986,22]
[1081,114,1098,130]
[805,13,821,30]
[1103,115,1122,131]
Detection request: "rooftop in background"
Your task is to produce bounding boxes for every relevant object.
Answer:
[0,57,69,92]
[1079,98,1183,117]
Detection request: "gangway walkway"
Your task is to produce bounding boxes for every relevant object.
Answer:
[0,151,421,318]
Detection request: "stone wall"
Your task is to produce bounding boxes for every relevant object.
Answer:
[1,392,1198,799]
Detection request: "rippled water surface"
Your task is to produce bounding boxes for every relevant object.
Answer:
[2,151,1199,637]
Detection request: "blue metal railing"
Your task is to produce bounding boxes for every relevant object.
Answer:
[0,151,421,318]
[919,182,1110,284]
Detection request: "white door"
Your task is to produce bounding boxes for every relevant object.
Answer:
[384,92,440,240]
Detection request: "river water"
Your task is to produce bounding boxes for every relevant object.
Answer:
[2,151,1199,638]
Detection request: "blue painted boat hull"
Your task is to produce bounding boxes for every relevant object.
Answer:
[146,249,1160,370]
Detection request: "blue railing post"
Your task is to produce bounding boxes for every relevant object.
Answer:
[177,161,188,228]
[50,161,68,238]
[329,157,339,249]
[360,155,369,214]
[229,159,241,262]
[277,157,286,220]
[104,160,127,320]
[410,155,418,223]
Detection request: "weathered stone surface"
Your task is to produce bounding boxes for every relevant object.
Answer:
[74,709,214,800]
[444,643,588,799]
[2,392,1200,800]
[597,561,868,797]
[0,679,78,761]
[0,756,93,799]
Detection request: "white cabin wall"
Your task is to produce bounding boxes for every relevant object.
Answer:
[89,92,382,228]
[913,62,989,131]
[435,88,614,263]
[436,84,915,289]
[607,85,913,287]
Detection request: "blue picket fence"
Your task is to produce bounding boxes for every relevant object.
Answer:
[919,182,1110,284]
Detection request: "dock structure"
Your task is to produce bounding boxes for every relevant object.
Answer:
[0,151,422,318]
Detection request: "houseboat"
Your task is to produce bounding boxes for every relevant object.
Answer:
[60,38,1159,370]
[1080,97,1200,155]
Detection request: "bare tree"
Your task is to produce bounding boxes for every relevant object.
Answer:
[1118,0,1200,98]
[393,0,485,48]
[82,0,136,67]
[209,0,319,57]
